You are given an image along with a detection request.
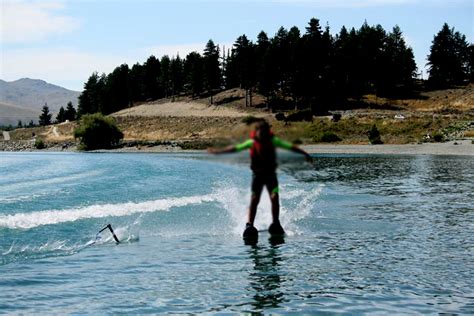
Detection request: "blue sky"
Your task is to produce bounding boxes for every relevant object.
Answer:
[1,0,472,91]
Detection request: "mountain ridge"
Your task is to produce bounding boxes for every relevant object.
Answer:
[0,78,80,111]
[0,102,40,126]
[0,78,81,126]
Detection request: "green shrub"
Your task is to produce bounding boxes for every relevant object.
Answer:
[34,138,45,149]
[331,113,342,122]
[286,109,313,122]
[432,132,444,142]
[275,113,286,121]
[241,115,261,125]
[320,132,342,142]
[74,113,123,150]
[368,124,383,144]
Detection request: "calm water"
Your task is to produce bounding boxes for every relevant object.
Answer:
[0,152,473,314]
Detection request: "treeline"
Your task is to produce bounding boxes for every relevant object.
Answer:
[11,102,77,129]
[35,102,77,127]
[78,41,221,115]
[78,19,473,116]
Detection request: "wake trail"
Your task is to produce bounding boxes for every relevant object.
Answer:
[0,194,215,230]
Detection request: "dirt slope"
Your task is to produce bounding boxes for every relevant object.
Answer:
[113,100,268,118]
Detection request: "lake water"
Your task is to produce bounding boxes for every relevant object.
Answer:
[1,152,473,314]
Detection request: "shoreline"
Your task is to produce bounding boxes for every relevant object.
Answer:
[1,140,472,156]
[302,140,474,156]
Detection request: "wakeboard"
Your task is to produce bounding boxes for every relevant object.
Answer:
[243,225,259,245]
[243,222,286,245]
[268,221,285,236]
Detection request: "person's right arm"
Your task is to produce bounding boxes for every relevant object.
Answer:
[208,139,253,154]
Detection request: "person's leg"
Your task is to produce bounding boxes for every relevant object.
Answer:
[248,194,260,225]
[270,192,280,223]
[248,173,263,225]
[266,173,280,223]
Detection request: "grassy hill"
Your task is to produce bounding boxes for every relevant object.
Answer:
[3,85,473,149]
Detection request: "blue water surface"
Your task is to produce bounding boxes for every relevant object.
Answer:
[0,152,473,314]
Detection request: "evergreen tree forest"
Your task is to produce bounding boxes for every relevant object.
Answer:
[78,19,472,116]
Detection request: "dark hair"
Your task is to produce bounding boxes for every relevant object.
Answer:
[255,119,270,131]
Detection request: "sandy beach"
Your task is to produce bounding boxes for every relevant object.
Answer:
[302,140,474,156]
[80,139,473,156]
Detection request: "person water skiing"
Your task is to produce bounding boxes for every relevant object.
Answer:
[208,119,312,238]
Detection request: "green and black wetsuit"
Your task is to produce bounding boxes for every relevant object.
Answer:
[235,135,293,196]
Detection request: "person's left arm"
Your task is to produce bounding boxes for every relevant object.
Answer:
[272,136,313,162]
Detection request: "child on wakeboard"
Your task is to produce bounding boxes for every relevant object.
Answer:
[208,119,312,238]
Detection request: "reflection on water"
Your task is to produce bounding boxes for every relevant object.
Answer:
[247,241,286,311]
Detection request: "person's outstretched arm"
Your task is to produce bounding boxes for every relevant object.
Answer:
[207,145,236,154]
[272,137,313,162]
[291,145,313,162]
[208,139,253,154]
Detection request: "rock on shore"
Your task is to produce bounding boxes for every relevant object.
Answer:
[0,140,77,152]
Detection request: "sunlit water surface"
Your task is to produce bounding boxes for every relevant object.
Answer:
[0,152,473,314]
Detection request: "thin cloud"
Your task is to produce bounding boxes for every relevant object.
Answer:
[1,47,128,90]
[0,0,81,43]
[264,0,410,8]
[266,0,471,8]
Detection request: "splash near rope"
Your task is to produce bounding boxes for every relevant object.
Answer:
[96,224,120,244]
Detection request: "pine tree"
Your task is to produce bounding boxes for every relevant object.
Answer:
[301,18,324,108]
[255,31,270,80]
[378,25,417,95]
[223,49,239,89]
[272,26,290,94]
[105,64,130,114]
[129,63,146,102]
[256,31,277,105]
[318,24,335,109]
[346,27,364,99]
[170,55,184,98]
[427,23,471,87]
[358,22,386,94]
[144,56,162,100]
[39,103,52,126]
[232,35,256,106]
[78,73,99,116]
[286,26,304,108]
[184,52,204,97]
[78,72,107,116]
[333,26,352,100]
[56,106,66,123]
[469,44,474,82]
[160,55,171,98]
[65,102,77,121]
[203,39,222,104]
[17,120,23,128]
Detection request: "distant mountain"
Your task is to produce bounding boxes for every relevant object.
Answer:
[0,78,81,113]
[0,102,40,126]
